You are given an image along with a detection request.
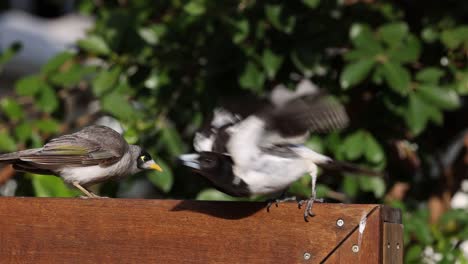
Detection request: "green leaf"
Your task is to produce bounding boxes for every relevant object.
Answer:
[138,25,166,45]
[184,1,206,16]
[261,49,283,79]
[405,245,423,262]
[302,0,320,8]
[1,98,24,121]
[421,27,439,43]
[343,175,359,198]
[159,123,185,156]
[196,188,241,201]
[378,22,409,47]
[31,174,80,197]
[340,59,375,89]
[381,61,410,95]
[341,130,366,160]
[388,35,421,63]
[92,67,121,96]
[101,92,135,120]
[239,62,265,92]
[147,159,173,193]
[144,70,169,90]
[406,93,429,135]
[456,70,468,95]
[77,35,111,55]
[41,51,74,75]
[359,176,385,198]
[417,85,460,110]
[231,19,249,44]
[364,133,384,164]
[0,42,21,68]
[15,122,32,142]
[15,75,42,96]
[416,67,444,84]
[50,64,96,87]
[288,174,311,197]
[349,24,382,53]
[0,131,17,151]
[37,84,59,113]
[34,119,60,134]
[441,26,468,49]
[265,5,296,34]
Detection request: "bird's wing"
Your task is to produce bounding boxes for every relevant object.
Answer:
[19,125,127,168]
[266,92,349,141]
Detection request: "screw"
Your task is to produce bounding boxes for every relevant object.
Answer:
[352,245,359,253]
[387,242,390,249]
[303,252,311,260]
[396,243,400,250]
[336,218,344,227]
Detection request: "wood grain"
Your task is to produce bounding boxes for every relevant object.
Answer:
[0,198,383,263]
[383,223,404,264]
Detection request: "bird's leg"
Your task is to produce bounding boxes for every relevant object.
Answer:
[266,190,297,212]
[297,164,323,222]
[73,181,99,198]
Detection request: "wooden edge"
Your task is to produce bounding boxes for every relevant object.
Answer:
[383,223,404,264]
[380,205,402,224]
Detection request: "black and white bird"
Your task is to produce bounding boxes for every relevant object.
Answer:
[180,80,381,221]
[0,125,163,197]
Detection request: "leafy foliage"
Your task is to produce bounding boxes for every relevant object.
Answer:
[0,1,467,262]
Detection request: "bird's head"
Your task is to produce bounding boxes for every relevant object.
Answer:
[178,152,229,176]
[131,146,163,172]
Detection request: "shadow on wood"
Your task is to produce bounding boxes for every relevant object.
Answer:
[0,198,402,263]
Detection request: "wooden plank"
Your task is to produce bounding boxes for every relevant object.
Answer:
[0,198,378,264]
[383,223,404,264]
[323,205,382,263]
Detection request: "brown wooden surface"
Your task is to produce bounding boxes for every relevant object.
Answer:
[0,198,397,263]
[383,223,404,264]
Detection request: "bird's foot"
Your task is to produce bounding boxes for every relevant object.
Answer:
[266,196,297,212]
[79,192,108,199]
[297,197,324,222]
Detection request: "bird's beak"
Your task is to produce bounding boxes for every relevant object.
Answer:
[146,160,163,172]
[178,153,201,170]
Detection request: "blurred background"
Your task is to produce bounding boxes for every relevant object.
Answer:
[0,0,467,262]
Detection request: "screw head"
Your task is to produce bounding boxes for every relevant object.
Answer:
[303,252,311,260]
[336,218,344,227]
[396,243,400,250]
[352,245,359,253]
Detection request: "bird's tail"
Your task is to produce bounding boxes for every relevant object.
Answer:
[0,149,41,163]
[291,145,384,177]
[318,160,384,177]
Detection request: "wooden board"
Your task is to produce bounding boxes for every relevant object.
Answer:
[0,198,398,263]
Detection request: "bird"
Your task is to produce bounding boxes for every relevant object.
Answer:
[180,80,382,221]
[0,125,163,198]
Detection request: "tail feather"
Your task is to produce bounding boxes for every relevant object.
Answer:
[318,160,384,177]
[0,149,42,163]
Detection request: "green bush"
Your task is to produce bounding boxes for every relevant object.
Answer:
[0,1,467,262]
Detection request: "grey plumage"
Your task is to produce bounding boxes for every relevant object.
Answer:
[0,125,162,197]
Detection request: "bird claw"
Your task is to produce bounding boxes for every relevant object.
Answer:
[298,197,323,222]
[266,196,297,212]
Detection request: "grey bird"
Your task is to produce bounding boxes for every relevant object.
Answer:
[0,125,163,197]
[181,81,381,221]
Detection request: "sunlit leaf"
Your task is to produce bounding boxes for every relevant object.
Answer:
[0,132,17,151]
[261,49,283,79]
[147,159,173,193]
[77,35,111,55]
[381,61,410,95]
[340,58,375,89]
[239,62,265,92]
[1,98,24,121]
[30,174,80,197]
[92,67,121,96]
[42,51,74,75]
[378,22,409,47]
[15,75,42,96]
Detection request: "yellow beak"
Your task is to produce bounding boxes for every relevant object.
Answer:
[149,163,163,172]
